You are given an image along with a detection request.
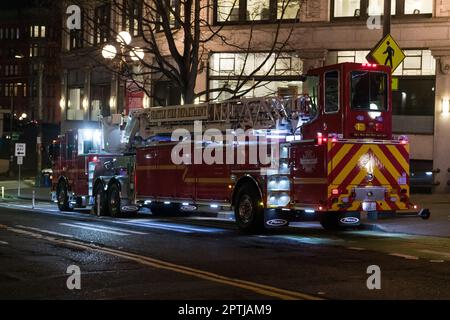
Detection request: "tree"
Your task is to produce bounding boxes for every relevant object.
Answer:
[65,0,305,106]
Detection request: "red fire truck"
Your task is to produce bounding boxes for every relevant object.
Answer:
[50,62,430,231]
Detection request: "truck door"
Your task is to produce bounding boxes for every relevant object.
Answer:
[323,70,343,135]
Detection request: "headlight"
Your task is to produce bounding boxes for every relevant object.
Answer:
[267,192,290,207]
[267,176,290,191]
[279,160,290,174]
[280,145,289,158]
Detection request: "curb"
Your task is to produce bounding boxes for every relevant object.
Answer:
[17,196,53,203]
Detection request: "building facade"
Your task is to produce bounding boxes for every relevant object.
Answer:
[0,3,61,173]
[60,0,450,192]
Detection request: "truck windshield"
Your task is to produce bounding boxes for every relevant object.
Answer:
[351,71,388,111]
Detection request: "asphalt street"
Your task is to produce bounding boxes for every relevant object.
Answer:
[0,200,449,299]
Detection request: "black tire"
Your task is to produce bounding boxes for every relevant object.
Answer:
[93,183,107,216]
[150,202,182,216]
[56,181,71,211]
[234,184,264,233]
[107,183,122,217]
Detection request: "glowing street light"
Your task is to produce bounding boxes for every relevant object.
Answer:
[130,47,145,61]
[102,44,117,60]
[116,31,132,46]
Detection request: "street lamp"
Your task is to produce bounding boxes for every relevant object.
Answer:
[101,31,146,114]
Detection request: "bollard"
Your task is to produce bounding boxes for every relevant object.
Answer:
[32,190,35,209]
[1,186,4,200]
[97,193,101,216]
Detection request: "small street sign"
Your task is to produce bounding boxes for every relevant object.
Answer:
[367,34,406,73]
[15,143,26,157]
[17,156,23,165]
[11,132,20,141]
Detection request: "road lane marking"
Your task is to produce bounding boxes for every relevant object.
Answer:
[113,220,223,233]
[429,260,444,263]
[16,225,74,238]
[0,240,8,245]
[59,223,128,236]
[112,221,193,233]
[0,203,224,234]
[0,223,322,301]
[73,222,148,235]
[389,253,419,260]
[347,247,365,251]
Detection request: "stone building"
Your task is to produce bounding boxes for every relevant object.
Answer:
[60,0,450,192]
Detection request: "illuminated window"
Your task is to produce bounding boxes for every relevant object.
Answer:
[277,0,300,19]
[332,0,432,19]
[216,0,240,22]
[368,0,396,15]
[333,0,360,17]
[209,52,303,101]
[404,0,432,15]
[67,88,85,120]
[215,0,300,23]
[247,0,270,21]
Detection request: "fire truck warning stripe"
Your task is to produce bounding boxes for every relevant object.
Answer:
[382,145,409,175]
[331,145,371,184]
[0,224,322,301]
[370,147,403,180]
[374,145,407,177]
[328,144,358,173]
[329,144,365,181]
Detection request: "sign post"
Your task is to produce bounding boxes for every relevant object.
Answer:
[15,143,26,197]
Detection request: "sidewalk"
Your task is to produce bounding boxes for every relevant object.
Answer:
[361,194,450,237]
[0,179,52,202]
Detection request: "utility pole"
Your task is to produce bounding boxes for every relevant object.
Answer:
[37,62,44,181]
[8,91,14,177]
[383,0,391,37]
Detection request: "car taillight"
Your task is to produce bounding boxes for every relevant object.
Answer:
[375,123,383,131]
[317,132,323,145]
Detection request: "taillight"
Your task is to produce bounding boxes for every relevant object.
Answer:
[317,132,323,145]
[375,123,383,132]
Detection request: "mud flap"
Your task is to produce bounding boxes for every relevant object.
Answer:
[264,209,290,228]
[337,212,361,227]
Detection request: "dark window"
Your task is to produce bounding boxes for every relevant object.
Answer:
[157,0,180,31]
[123,0,143,36]
[351,71,388,111]
[154,81,181,106]
[70,11,84,50]
[215,0,300,24]
[392,77,435,116]
[324,70,339,113]
[94,4,111,45]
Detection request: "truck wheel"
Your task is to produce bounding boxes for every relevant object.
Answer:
[93,183,107,216]
[107,183,122,217]
[234,185,264,233]
[56,181,71,211]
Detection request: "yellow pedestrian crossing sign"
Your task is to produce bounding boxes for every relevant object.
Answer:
[367,34,405,73]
